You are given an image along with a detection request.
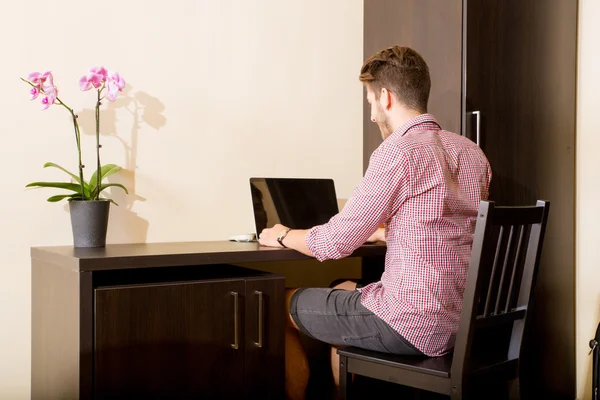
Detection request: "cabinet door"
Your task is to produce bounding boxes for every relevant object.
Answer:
[94,279,245,399]
[363,0,462,171]
[463,1,577,398]
[245,277,285,399]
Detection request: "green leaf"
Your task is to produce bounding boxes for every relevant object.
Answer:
[102,183,129,194]
[26,181,85,193]
[90,164,122,191]
[104,198,119,206]
[46,194,79,202]
[93,183,129,198]
[43,162,86,186]
[27,181,92,199]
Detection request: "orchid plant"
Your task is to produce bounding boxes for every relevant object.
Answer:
[22,67,128,204]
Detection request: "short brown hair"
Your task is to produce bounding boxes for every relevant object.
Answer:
[359,46,431,113]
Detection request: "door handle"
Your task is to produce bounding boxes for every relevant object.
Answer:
[468,110,481,146]
[231,291,239,350]
[254,290,264,348]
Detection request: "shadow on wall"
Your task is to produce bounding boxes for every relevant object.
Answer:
[75,84,167,243]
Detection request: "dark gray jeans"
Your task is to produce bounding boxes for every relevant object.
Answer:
[290,288,423,355]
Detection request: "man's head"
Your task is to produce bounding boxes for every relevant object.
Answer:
[359,46,431,139]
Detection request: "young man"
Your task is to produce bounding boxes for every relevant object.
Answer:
[258,45,492,400]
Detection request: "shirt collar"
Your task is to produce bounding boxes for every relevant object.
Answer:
[394,113,441,137]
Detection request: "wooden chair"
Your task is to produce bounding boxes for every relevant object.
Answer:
[337,200,550,399]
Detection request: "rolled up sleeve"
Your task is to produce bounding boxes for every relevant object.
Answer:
[305,143,409,261]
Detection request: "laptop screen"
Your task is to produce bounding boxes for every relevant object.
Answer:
[250,177,339,236]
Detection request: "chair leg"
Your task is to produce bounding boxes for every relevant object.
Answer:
[339,354,349,400]
[450,385,462,400]
[508,377,520,400]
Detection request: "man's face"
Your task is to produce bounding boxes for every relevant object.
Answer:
[366,86,393,140]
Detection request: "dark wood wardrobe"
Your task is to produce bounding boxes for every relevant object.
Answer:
[363,1,577,398]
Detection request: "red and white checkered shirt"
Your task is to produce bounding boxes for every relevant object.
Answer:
[306,114,492,356]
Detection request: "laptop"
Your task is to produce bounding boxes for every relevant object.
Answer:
[249,177,339,237]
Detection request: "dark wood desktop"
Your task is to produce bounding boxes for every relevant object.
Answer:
[31,241,386,399]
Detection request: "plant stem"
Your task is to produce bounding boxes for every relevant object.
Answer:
[95,89,101,200]
[66,104,85,200]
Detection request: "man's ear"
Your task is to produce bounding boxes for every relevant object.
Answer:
[380,88,392,110]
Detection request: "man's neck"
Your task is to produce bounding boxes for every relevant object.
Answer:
[389,109,423,134]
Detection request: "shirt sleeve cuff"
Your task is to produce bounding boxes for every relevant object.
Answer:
[306,224,343,262]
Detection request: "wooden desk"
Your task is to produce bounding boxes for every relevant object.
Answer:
[31,241,386,399]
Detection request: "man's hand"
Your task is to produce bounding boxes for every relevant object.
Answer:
[258,224,289,248]
[366,227,386,243]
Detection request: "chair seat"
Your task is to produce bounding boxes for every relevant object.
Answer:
[337,347,453,378]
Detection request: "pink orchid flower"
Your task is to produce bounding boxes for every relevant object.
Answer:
[27,71,52,87]
[79,72,104,91]
[79,66,110,91]
[30,86,40,100]
[78,66,125,101]
[105,70,125,101]
[41,72,54,90]
[24,71,57,110]
[27,71,53,101]
[90,66,108,79]
[40,75,58,110]
[40,90,57,110]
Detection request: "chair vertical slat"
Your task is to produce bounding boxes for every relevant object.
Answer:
[505,225,525,313]
[494,225,515,315]
[483,226,504,317]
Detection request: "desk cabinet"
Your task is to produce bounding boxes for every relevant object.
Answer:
[31,242,319,399]
[94,275,283,399]
[31,241,385,399]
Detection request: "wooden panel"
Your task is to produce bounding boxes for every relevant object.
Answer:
[79,272,94,399]
[31,261,92,399]
[31,241,387,271]
[464,0,577,397]
[363,0,463,171]
[94,279,245,399]
[245,276,285,399]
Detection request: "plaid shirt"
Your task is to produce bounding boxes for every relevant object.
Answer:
[306,114,492,356]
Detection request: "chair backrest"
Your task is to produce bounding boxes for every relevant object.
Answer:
[450,200,550,384]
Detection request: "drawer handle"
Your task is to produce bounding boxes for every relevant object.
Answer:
[254,290,263,348]
[231,291,239,350]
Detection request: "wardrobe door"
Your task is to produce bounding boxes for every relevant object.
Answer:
[363,0,462,171]
[463,0,577,397]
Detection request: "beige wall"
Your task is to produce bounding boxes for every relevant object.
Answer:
[577,0,600,398]
[0,1,363,397]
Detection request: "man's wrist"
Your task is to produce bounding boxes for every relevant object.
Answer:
[277,228,292,248]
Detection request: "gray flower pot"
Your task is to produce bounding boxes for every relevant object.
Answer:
[68,200,110,248]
